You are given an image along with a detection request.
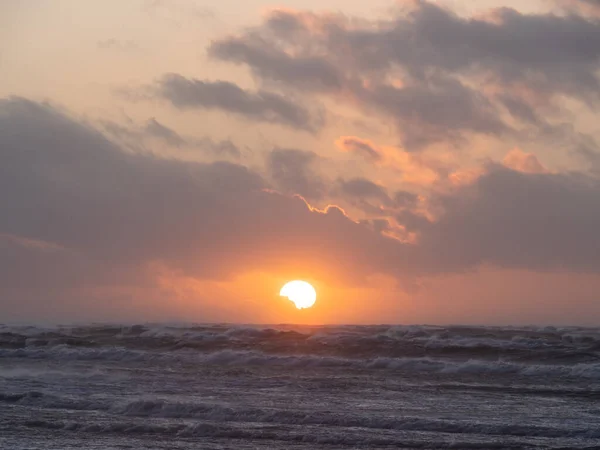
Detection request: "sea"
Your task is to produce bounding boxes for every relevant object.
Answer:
[1,323,599,449]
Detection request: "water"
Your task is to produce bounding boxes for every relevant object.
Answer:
[1,324,599,449]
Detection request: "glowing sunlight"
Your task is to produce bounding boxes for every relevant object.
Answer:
[279,280,317,309]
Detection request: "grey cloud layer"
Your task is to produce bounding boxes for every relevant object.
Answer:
[209,1,600,148]
[360,77,508,149]
[211,2,600,95]
[157,74,321,132]
[338,178,390,203]
[104,117,242,158]
[0,98,404,289]
[209,38,343,92]
[2,97,600,291]
[144,117,187,147]
[267,148,326,200]
[407,166,600,272]
[337,137,382,161]
[581,0,600,8]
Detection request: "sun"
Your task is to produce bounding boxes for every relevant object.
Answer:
[280,280,317,309]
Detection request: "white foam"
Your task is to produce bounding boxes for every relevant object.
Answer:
[2,345,600,379]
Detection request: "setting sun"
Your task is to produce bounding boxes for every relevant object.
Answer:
[280,280,317,309]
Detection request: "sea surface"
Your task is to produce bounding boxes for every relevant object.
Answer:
[1,323,599,449]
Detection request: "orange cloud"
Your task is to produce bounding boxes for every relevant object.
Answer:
[447,167,486,187]
[336,135,440,186]
[502,148,548,174]
[335,136,381,161]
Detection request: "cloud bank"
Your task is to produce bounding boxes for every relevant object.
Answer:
[209,1,600,148]
[2,98,600,291]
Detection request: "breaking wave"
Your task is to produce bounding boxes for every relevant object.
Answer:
[1,346,600,380]
[3,391,599,440]
[1,323,599,380]
[6,419,548,449]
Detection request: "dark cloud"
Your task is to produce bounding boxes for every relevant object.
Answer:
[157,73,321,132]
[580,0,600,8]
[207,10,349,92]
[555,0,600,15]
[195,138,241,158]
[2,97,600,322]
[336,136,381,161]
[393,191,418,209]
[267,148,326,200]
[359,77,508,149]
[0,97,405,291]
[407,165,600,272]
[368,218,393,235]
[338,178,390,203]
[0,233,91,290]
[144,117,186,147]
[209,37,343,92]
[366,2,600,97]
[209,2,600,148]
[396,210,432,234]
[0,98,263,271]
[577,141,600,175]
[498,94,543,126]
[102,117,241,158]
[336,177,393,216]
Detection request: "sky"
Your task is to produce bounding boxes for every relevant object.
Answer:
[2,0,600,325]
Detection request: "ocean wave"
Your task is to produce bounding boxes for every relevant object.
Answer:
[0,391,111,411]
[3,392,599,440]
[1,323,599,367]
[1,345,600,380]
[9,418,541,449]
[115,399,600,439]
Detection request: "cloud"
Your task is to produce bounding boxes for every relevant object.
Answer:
[209,35,343,92]
[336,135,442,185]
[0,97,407,291]
[195,138,241,158]
[156,73,321,132]
[0,97,260,273]
[580,0,600,10]
[0,233,103,291]
[336,136,381,161]
[336,177,393,216]
[554,0,600,16]
[359,76,508,149]
[366,2,600,97]
[502,148,548,174]
[102,117,241,158]
[406,165,600,272]
[207,9,348,92]
[144,118,186,147]
[498,94,544,126]
[338,178,390,203]
[267,148,326,200]
[393,191,419,209]
[209,2,600,148]
[577,140,600,175]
